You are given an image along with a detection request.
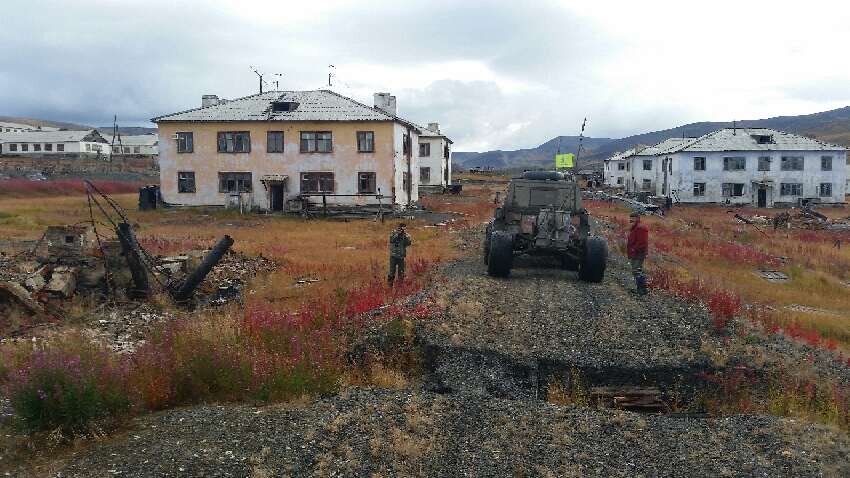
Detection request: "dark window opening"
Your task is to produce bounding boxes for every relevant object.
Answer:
[9,144,17,152]
[751,134,775,144]
[693,182,706,197]
[780,183,803,196]
[34,144,41,152]
[218,172,252,193]
[820,183,832,197]
[822,156,833,171]
[722,183,745,197]
[358,172,376,194]
[419,142,430,157]
[64,235,75,244]
[420,167,431,183]
[693,157,705,171]
[218,131,251,153]
[21,144,28,152]
[758,156,771,171]
[642,159,652,171]
[271,101,299,112]
[617,162,626,171]
[781,156,804,171]
[357,131,374,152]
[178,171,196,193]
[300,131,332,153]
[57,144,64,152]
[300,172,334,193]
[723,157,746,171]
[267,131,284,153]
[44,143,53,152]
[177,132,194,153]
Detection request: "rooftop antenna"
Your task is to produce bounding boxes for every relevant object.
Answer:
[272,73,284,90]
[250,66,268,94]
[575,117,587,166]
[109,114,122,161]
[733,120,737,135]
[328,64,335,87]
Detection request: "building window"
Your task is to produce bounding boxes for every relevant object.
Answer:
[693,182,706,197]
[57,144,64,152]
[722,183,745,197]
[300,131,332,153]
[691,157,704,171]
[300,172,334,193]
[357,131,374,152]
[44,143,53,152]
[218,172,252,193]
[177,172,196,193]
[358,172,376,194]
[177,132,193,153]
[419,143,431,157]
[133,146,140,154]
[641,179,652,190]
[267,131,284,153]
[821,156,833,171]
[123,146,131,154]
[819,183,832,197]
[780,183,803,196]
[758,156,771,171]
[22,144,28,152]
[626,161,630,171]
[9,144,17,152]
[420,167,431,183]
[218,131,251,153]
[403,135,410,155]
[781,156,804,171]
[34,144,41,152]
[617,162,626,171]
[617,177,623,185]
[642,159,652,171]
[723,157,746,171]
[93,144,103,152]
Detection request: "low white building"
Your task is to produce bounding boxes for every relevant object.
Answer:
[617,128,847,207]
[0,121,60,133]
[603,147,638,188]
[0,130,110,156]
[416,122,453,189]
[105,134,159,155]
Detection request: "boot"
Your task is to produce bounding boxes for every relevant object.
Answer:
[635,275,648,296]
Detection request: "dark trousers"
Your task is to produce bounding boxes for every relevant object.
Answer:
[388,255,405,284]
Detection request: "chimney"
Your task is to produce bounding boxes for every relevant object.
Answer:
[202,95,220,108]
[373,92,397,116]
[427,122,440,134]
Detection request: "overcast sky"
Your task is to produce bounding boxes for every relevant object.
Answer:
[1,0,849,151]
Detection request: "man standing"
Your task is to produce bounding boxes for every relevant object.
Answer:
[388,223,412,286]
[627,211,649,295]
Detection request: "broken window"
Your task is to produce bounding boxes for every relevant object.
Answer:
[781,156,804,171]
[419,143,430,157]
[218,172,252,193]
[358,172,376,194]
[134,146,140,154]
[9,144,17,152]
[641,179,652,191]
[22,144,28,152]
[617,162,626,171]
[300,172,334,193]
[357,131,374,152]
[267,131,284,153]
[178,171,196,193]
[271,101,298,112]
[722,183,744,197]
[177,132,194,153]
[723,157,746,171]
[123,146,131,154]
[780,183,803,196]
[218,132,251,153]
[758,156,771,171]
[693,182,706,197]
[44,143,53,152]
[642,159,652,171]
[821,156,833,171]
[819,183,832,197]
[34,144,41,152]
[617,177,623,185]
[57,144,64,152]
[420,167,431,183]
[751,134,774,144]
[693,157,705,171]
[300,132,332,153]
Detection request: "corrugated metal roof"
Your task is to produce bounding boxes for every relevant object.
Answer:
[605,147,638,161]
[152,90,407,124]
[104,134,158,146]
[678,128,845,152]
[0,129,104,143]
[635,138,693,156]
[415,123,453,143]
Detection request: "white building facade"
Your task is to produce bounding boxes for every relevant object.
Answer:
[417,122,453,189]
[618,128,846,207]
[603,147,637,188]
[0,130,110,156]
[105,134,159,155]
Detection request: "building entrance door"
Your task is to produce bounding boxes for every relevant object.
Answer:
[270,184,284,211]
[757,188,767,208]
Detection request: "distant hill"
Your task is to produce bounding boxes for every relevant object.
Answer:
[453,106,850,171]
[0,115,156,137]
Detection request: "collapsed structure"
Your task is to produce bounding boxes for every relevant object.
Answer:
[152,90,452,211]
[603,128,847,207]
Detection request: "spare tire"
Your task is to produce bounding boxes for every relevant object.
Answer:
[521,170,564,181]
[579,236,608,282]
[487,231,514,277]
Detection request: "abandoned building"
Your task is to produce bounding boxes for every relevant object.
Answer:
[0,121,60,133]
[603,128,847,207]
[0,129,111,156]
[416,122,453,190]
[152,90,445,210]
[104,133,159,156]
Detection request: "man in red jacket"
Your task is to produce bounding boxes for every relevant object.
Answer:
[627,211,649,295]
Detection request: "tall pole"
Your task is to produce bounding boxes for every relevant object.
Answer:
[575,117,587,166]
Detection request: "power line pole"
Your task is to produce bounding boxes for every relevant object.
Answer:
[328,64,335,87]
[250,66,264,94]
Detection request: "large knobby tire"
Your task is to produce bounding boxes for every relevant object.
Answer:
[487,231,514,277]
[579,236,608,283]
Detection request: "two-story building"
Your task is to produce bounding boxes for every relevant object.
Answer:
[615,128,847,207]
[603,146,638,189]
[416,122,453,190]
[152,90,425,210]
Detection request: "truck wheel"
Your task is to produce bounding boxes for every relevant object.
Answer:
[579,237,607,283]
[487,231,514,277]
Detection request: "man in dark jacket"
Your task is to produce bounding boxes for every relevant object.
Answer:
[388,223,413,286]
[627,211,649,295]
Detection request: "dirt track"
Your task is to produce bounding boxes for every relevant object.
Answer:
[20,227,850,477]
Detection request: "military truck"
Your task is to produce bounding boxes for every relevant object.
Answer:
[484,171,607,281]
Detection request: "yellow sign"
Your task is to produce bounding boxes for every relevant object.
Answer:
[555,153,575,169]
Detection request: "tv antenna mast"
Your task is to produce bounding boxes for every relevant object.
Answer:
[272,73,284,90]
[328,64,336,87]
[250,66,271,94]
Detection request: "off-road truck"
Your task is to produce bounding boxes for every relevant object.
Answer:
[484,171,607,281]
